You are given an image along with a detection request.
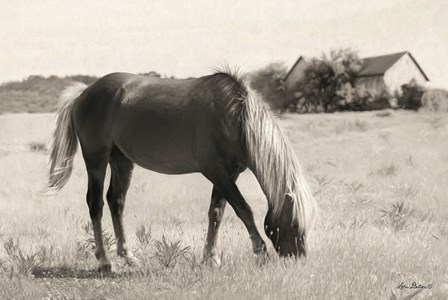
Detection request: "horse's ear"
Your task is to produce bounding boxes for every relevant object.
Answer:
[282,193,295,222]
[284,193,295,204]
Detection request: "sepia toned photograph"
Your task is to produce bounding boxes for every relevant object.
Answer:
[0,0,447,299]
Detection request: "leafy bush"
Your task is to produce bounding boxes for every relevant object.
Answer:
[300,59,341,112]
[368,91,392,110]
[421,88,448,112]
[291,48,363,113]
[335,85,391,111]
[248,63,290,112]
[397,80,425,110]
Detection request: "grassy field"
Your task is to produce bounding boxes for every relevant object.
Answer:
[0,110,447,299]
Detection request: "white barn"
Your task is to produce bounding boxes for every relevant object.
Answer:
[354,51,429,95]
[284,51,429,96]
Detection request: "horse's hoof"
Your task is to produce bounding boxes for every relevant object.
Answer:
[202,255,221,267]
[98,263,112,273]
[255,253,269,266]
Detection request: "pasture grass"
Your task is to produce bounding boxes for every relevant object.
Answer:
[0,111,447,299]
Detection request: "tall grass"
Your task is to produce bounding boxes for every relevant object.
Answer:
[0,111,447,299]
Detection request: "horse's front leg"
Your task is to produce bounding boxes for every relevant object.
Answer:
[203,186,227,266]
[204,167,267,257]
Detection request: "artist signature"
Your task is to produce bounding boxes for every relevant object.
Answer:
[397,282,433,290]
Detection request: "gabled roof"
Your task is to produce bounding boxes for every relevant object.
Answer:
[357,52,407,77]
[285,51,429,82]
[357,51,429,80]
[284,56,310,82]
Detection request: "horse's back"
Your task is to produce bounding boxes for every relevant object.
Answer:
[73,72,245,175]
[73,72,196,134]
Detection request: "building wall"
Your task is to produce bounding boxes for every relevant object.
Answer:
[286,53,428,98]
[384,53,428,95]
[354,76,387,96]
[284,59,308,90]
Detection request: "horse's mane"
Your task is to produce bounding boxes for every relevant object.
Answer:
[207,68,317,236]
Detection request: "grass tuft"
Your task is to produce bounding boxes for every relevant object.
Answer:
[154,235,190,268]
[135,224,152,249]
[3,238,42,276]
[28,142,47,153]
[375,110,393,117]
[379,201,415,231]
[376,163,399,176]
[76,221,116,257]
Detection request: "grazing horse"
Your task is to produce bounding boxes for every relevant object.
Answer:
[45,70,317,272]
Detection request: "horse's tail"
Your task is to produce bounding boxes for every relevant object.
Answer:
[42,82,87,194]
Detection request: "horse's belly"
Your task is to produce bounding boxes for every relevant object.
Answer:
[113,120,199,175]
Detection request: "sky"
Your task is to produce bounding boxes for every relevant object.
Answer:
[1,0,447,86]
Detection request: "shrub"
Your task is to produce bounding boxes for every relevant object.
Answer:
[421,88,448,112]
[28,142,47,153]
[248,63,289,112]
[300,59,341,113]
[336,85,391,111]
[397,80,426,110]
[289,48,363,113]
[367,91,392,110]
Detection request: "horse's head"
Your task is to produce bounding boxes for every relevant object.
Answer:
[264,193,307,257]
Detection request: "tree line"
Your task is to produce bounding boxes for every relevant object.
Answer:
[0,72,164,113]
[0,58,442,114]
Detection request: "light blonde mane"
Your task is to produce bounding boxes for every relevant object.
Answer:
[242,86,317,235]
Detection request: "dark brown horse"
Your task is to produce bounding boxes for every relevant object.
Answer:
[45,71,317,272]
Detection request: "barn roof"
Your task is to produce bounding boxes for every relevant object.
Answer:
[357,51,429,80]
[284,56,306,82]
[357,52,406,77]
[285,51,429,82]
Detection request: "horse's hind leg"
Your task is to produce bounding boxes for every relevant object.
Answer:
[83,152,111,272]
[106,146,137,266]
